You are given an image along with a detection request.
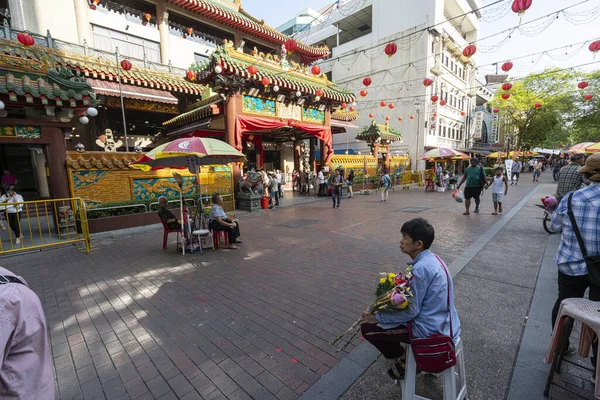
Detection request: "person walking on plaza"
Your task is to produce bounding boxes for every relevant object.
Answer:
[331,168,344,208]
[299,170,308,194]
[0,186,24,244]
[511,157,522,185]
[456,158,487,215]
[556,154,586,199]
[552,160,562,181]
[379,170,392,202]
[528,159,535,173]
[533,160,543,182]
[0,266,54,399]
[317,168,327,196]
[486,167,508,215]
[347,169,355,199]
[549,153,600,359]
[360,218,460,380]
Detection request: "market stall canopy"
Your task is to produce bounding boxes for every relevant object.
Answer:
[569,142,597,153]
[87,79,178,104]
[585,142,600,153]
[488,151,507,159]
[130,137,245,171]
[420,148,469,160]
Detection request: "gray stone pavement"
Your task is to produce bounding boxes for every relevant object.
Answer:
[8,172,555,399]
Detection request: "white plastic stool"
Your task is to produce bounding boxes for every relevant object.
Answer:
[402,337,467,400]
[192,229,214,254]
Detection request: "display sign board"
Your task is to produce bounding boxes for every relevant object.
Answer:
[473,111,484,140]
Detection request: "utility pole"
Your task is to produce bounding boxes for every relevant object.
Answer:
[414,103,421,170]
[115,48,129,152]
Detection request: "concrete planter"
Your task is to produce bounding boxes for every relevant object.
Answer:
[87,210,167,233]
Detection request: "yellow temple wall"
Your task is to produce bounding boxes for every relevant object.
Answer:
[66,151,234,207]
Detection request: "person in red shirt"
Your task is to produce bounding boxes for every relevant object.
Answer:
[1,170,17,195]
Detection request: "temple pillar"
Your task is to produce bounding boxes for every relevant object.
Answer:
[73,0,92,45]
[43,126,70,198]
[383,148,390,173]
[309,138,316,173]
[225,93,241,192]
[294,139,302,172]
[32,149,50,198]
[156,1,171,65]
[319,139,326,171]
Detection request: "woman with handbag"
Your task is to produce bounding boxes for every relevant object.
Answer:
[360,218,461,380]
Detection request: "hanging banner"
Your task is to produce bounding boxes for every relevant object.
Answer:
[505,159,514,180]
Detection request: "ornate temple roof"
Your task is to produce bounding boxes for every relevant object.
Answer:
[331,109,360,122]
[66,152,140,170]
[167,0,329,63]
[193,44,354,103]
[356,121,403,142]
[0,38,204,96]
[162,94,222,128]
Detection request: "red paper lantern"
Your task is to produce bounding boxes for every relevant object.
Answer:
[534,103,542,109]
[440,99,447,106]
[385,116,390,121]
[187,27,193,36]
[433,113,438,118]
[431,95,439,103]
[285,38,297,54]
[261,77,271,87]
[502,83,513,91]
[341,103,347,109]
[350,106,355,112]
[143,13,151,25]
[247,65,258,76]
[502,93,511,100]
[120,60,132,71]
[584,94,593,101]
[501,61,513,72]
[578,81,589,90]
[363,77,372,87]
[311,65,321,76]
[380,101,386,107]
[17,33,34,46]
[461,111,466,116]
[512,0,532,15]
[591,40,600,53]
[462,44,477,58]
[410,116,415,120]
[186,71,196,81]
[388,103,395,110]
[369,113,374,118]
[493,108,499,114]
[398,117,403,122]
[359,89,368,97]
[384,42,397,58]
[316,89,324,97]
[423,78,433,87]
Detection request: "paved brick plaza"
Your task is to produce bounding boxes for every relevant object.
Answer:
[14,182,540,399]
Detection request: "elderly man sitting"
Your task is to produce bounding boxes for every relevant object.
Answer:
[157,196,180,230]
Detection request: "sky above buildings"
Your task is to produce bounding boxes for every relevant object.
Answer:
[242,0,599,77]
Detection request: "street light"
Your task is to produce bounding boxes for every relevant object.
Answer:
[414,103,421,170]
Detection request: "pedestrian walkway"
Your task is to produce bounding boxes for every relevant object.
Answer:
[9,171,553,399]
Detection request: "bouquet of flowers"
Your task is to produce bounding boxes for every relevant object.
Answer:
[330,267,414,352]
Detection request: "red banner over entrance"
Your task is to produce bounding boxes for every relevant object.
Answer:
[235,115,333,163]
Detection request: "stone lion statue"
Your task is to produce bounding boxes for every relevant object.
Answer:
[239,170,263,195]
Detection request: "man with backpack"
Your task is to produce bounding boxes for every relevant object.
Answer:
[456,158,487,215]
[380,171,392,202]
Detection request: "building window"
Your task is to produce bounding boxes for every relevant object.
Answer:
[431,41,435,54]
[442,126,447,137]
[92,25,160,62]
[459,68,463,80]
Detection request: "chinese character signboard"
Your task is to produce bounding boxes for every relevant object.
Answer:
[473,111,484,140]
[491,114,499,143]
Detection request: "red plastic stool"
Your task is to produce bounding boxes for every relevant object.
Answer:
[425,179,435,192]
[212,230,229,249]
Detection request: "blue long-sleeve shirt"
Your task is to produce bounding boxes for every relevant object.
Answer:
[376,250,461,342]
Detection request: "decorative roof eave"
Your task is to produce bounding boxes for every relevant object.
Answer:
[331,110,360,121]
[0,70,96,106]
[0,38,205,96]
[163,96,223,128]
[356,122,403,142]
[167,0,330,63]
[194,45,354,103]
[66,151,140,170]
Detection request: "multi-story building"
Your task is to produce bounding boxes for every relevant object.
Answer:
[280,0,482,168]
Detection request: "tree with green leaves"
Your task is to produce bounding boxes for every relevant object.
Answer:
[490,68,598,150]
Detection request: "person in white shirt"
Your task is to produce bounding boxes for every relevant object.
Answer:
[317,168,327,196]
[0,186,24,244]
